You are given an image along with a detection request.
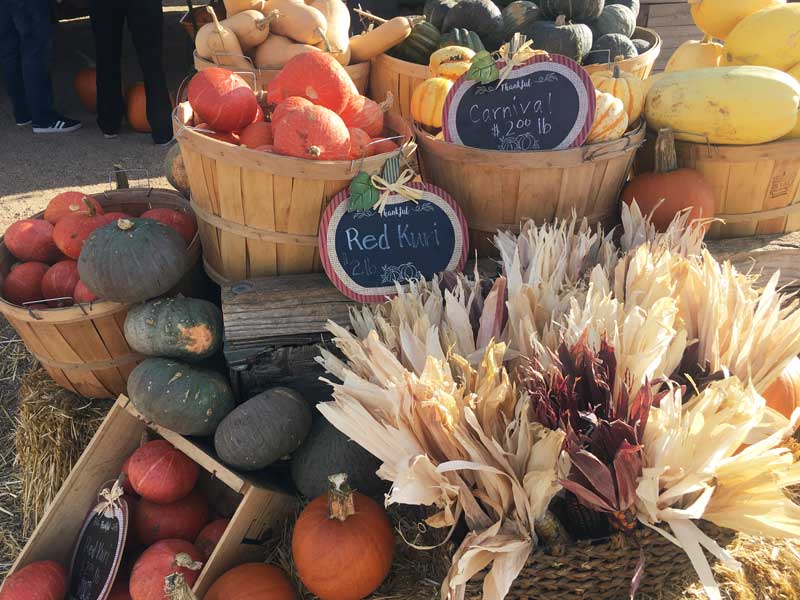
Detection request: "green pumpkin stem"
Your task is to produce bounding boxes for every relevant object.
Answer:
[328,473,356,522]
[654,129,678,175]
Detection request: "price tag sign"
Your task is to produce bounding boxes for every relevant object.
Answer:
[319,182,468,303]
[443,54,595,151]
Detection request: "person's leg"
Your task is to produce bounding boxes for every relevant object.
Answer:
[0,1,30,125]
[90,0,125,136]
[126,0,173,143]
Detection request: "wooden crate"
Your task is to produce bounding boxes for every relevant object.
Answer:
[639,1,704,72]
[4,396,297,597]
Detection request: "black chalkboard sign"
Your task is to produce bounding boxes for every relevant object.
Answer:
[443,54,595,151]
[319,182,468,303]
[68,498,128,600]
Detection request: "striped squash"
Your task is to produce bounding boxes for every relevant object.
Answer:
[586,91,628,144]
[411,77,453,129]
[590,65,645,123]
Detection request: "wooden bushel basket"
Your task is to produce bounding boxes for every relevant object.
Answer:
[581,27,662,79]
[368,53,430,120]
[416,123,646,256]
[193,51,371,95]
[173,105,415,283]
[0,189,201,399]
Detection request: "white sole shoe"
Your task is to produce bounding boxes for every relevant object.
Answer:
[16,120,32,127]
[33,120,82,134]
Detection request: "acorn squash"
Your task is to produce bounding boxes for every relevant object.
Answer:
[690,0,785,41]
[391,20,442,64]
[525,16,593,62]
[441,0,505,50]
[645,66,800,145]
[424,0,457,29]
[502,1,542,39]
[631,38,651,54]
[540,0,604,21]
[438,28,486,52]
[584,33,636,65]
[607,0,639,17]
[664,37,724,72]
[724,4,800,71]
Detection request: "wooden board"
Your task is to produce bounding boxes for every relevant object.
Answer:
[638,2,703,72]
[705,231,800,291]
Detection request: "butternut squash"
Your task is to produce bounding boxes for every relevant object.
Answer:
[253,34,320,70]
[224,0,266,17]
[309,0,351,65]
[349,17,413,64]
[223,9,279,51]
[689,0,785,40]
[195,7,252,69]
[645,66,800,145]
[724,4,800,71]
[664,37,724,72]
[264,0,326,45]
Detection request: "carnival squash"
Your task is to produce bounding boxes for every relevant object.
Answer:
[664,37,724,72]
[645,66,800,145]
[127,440,199,504]
[140,208,197,245]
[265,0,326,45]
[195,7,252,69]
[188,67,258,132]
[690,0,785,41]
[267,51,357,113]
[411,77,452,128]
[349,17,414,63]
[527,16,593,63]
[273,104,351,160]
[762,356,800,418]
[584,33,636,65]
[5,218,61,263]
[214,387,312,470]
[425,0,457,29]
[253,34,320,69]
[292,474,394,600]
[429,46,476,80]
[41,260,79,307]
[590,4,636,38]
[222,9,278,51]
[78,218,188,303]
[340,95,385,137]
[2,262,48,306]
[540,0,604,21]
[129,540,204,600]
[724,4,800,71]
[44,191,102,224]
[441,0,505,50]
[53,201,112,260]
[391,20,442,64]
[128,358,234,436]
[134,490,209,545]
[590,64,644,122]
[437,27,484,53]
[195,519,230,560]
[124,296,222,362]
[502,1,541,39]
[622,129,715,232]
[0,561,66,600]
[205,563,298,600]
[587,90,628,143]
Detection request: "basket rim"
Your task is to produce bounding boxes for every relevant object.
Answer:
[372,52,431,78]
[664,128,800,160]
[0,188,200,323]
[192,50,371,78]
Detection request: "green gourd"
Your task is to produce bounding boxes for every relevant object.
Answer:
[584,32,637,64]
[607,0,639,18]
[631,38,651,54]
[525,16,593,63]
[438,28,486,52]
[391,20,442,64]
[441,0,505,50]
[590,4,636,39]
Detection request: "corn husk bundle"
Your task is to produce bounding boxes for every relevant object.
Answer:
[316,203,800,600]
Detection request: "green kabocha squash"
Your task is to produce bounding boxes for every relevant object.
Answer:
[391,20,441,64]
[502,1,542,39]
[127,358,235,436]
[525,16,593,62]
[584,32,636,64]
[77,218,188,304]
[540,0,604,21]
[607,0,639,17]
[290,419,384,499]
[631,37,651,54]
[124,296,223,362]
[590,4,636,39]
[214,387,312,471]
[424,0,457,29]
[442,0,505,50]
[438,28,486,52]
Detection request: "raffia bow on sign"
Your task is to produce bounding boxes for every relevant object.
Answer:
[99,480,125,517]
[495,36,536,88]
[370,168,423,214]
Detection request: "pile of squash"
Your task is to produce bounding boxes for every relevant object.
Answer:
[647,1,800,145]
[1,192,196,308]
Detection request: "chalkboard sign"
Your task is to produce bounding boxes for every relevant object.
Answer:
[319,183,468,303]
[68,497,128,600]
[443,54,595,151]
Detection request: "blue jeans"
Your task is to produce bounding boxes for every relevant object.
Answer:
[0,0,57,125]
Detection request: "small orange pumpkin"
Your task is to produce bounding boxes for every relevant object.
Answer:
[273,105,351,160]
[126,83,175,133]
[348,127,372,159]
[292,473,394,600]
[339,95,385,137]
[205,563,298,600]
[410,77,453,129]
[74,66,97,112]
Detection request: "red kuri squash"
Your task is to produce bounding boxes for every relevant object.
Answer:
[0,560,67,600]
[267,52,357,113]
[44,191,102,225]
[140,208,197,245]
[195,123,241,145]
[129,539,203,600]
[253,104,266,123]
[134,489,210,545]
[205,563,298,600]
[348,127,372,160]
[622,129,715,232]
[239,121,273,149]
[107,580,132,600]
[195,518,230,560]
[271,96,313,125]
[128,440,199,504]
[53,202,112,260]
[73,280,99,304]
[120,455,137,496]
[3,262,49,306]
[339,95,384,137]
[292,474,394,600]
[273,104,350,160]
[5,219,61,263]
[368,138,399,156]
[41,260,80,307]
[188,68,258,132]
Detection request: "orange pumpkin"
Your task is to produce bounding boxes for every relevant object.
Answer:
[41,260,79,307]
[0,560,66,600]
[4,218,61,263]
[339,95,385,137]
[3,262,49,306]
[73,280,99,304]
[369,138,399,156]
[205,563,298,600]
[267,52,358,114]
[622,129,715,232]
[763,357,800,419]
[195,518,230,560]
[52,201,111,260]
[134,490,210,545]
[140,208,197,245]
[348,127,372,159]
[126,83,175,133]
[74,67,97,112]
[271,97,314,125]
[273,104,351,160]
[239,121,274,149]
[44,191,102,225]
[292,474,394,600]
[129,540,203,600]
[127,440,199,504]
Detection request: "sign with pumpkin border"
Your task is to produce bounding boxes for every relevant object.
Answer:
[442,54,596,151]
[319,182,469,304]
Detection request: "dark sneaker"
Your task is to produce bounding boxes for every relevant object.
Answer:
[104,133,119,139]
[33,117,82,134]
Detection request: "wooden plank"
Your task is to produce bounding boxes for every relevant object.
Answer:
[706,231,800,290]
[241,168,278,277]
[216,162,249,282]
